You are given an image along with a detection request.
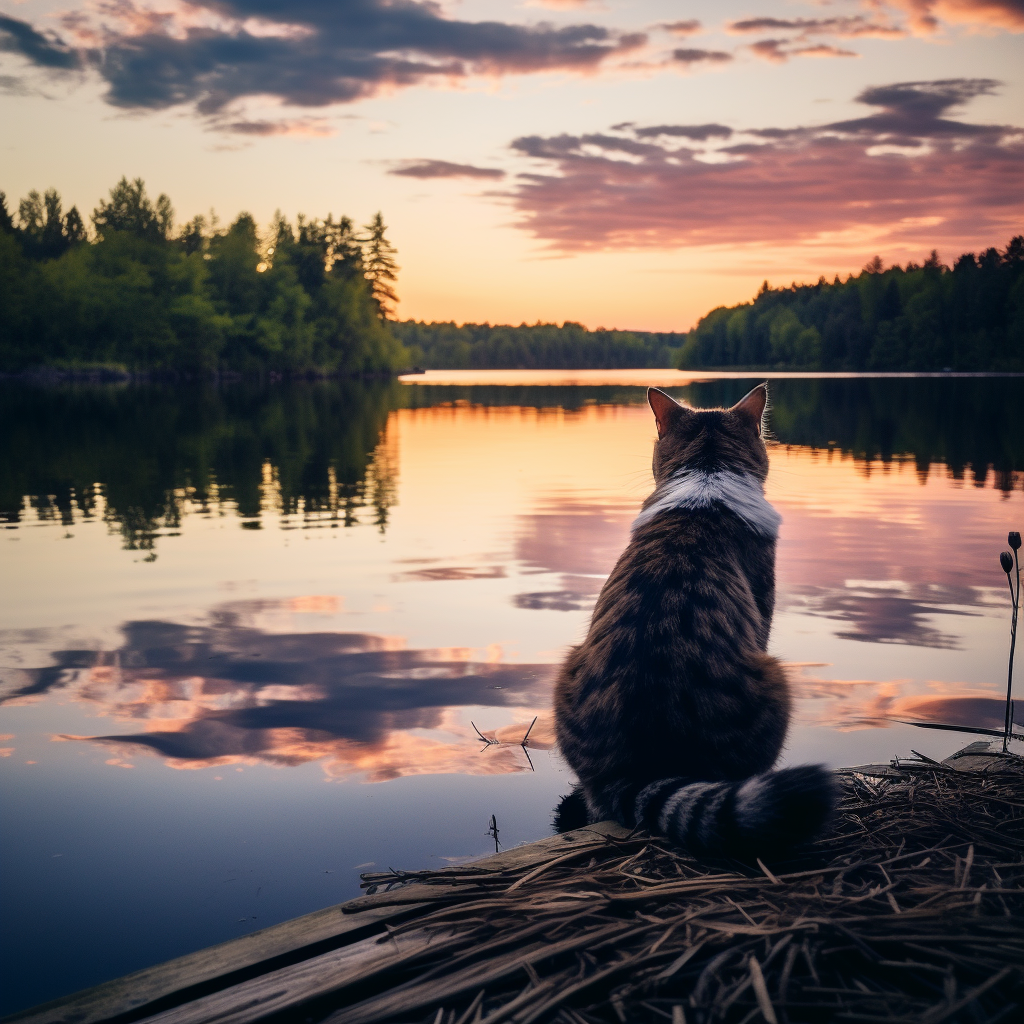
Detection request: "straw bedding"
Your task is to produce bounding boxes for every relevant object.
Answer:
[324,755,1023,1024]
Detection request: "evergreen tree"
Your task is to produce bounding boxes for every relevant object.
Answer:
[328,215,363,279]
[92,177,173,241]
[1,176,408,375]
[0,191,13,234]
[179,215,206,256]
[64,206,87,245]
[362,212,399,318]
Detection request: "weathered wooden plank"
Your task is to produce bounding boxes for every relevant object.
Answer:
[942,739,1019,773]
[3,821,631,1024]
[134,926,459,1024]
[0,902,426,1024]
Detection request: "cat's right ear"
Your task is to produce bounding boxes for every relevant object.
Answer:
[648,388,688,439]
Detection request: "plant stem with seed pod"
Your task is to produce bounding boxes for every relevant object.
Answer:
[1003,545,1019,752]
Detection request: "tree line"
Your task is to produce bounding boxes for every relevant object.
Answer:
[677,238,1024,372]
[0,178,405,375]
[392,320,683,369]
[3,179,1019,373]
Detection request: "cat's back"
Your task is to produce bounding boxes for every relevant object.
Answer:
[554,386,789,788]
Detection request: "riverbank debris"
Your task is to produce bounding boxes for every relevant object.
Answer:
[346,752,1023,1024]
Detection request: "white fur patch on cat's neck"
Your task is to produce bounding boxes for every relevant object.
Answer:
[631,469,782,538]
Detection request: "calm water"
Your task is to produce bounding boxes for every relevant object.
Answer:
[1,371,1022,1014]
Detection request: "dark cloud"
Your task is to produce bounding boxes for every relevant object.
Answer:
[728,16,905,38]
[1,1,645,116]
[749,38,858,62]
[0,14,80,69]
[0,73,28,95]
[389,160,506,180]
[672,48,733,65]
[215,116,335,136]
[507,78,1024,251]
[630,123,734,141]
[657,20,703,37]
[832,78,1001,136]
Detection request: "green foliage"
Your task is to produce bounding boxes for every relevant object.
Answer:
[391,320,682,369]
[362,212,399,318]
[677,238,1024,371]
[0,179,407,375]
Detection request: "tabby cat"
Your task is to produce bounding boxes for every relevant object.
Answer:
[553,384,836,857]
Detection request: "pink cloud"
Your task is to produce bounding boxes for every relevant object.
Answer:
[749,39,859,62]
[729,15,906,38]
[878,0,1024,33]
[508,79,1024,253]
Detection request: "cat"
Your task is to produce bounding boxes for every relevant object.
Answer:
[553,384,836,857]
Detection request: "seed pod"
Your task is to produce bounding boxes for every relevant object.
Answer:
[1009,531,1022,551]
[1001,551,1014,573]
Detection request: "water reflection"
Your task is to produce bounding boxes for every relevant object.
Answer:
[2,376,1021,555]
[5,373,1021,1017]
[0,381,400,549]
[788,665,1023,737]
[0,602,555,780]
[3,601,1017,782]
[513,496,632,612]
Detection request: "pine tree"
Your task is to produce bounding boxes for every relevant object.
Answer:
[361,212,399,318]
[92,177,173,240]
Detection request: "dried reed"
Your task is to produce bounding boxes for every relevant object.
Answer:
[335,756,1023,1024]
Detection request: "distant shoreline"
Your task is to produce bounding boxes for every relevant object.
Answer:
[4,365,1022,386]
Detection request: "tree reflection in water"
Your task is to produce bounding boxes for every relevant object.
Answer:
[2,376,1021,553]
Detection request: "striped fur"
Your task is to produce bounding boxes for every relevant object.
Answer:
[554,385,837,857]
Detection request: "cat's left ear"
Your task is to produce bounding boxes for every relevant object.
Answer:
[730,383,768,436]
[648,388,690,439]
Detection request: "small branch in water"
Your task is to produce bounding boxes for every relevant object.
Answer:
[486,814,501,853]
[522,716,538,745]
[471,721,498,747]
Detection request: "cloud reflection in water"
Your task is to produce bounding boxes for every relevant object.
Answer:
[1,604,555,781]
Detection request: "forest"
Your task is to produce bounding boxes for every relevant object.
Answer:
[2,178,1020,373]
[677,238,1024,372]
[392,320,682,369]
[0,178,407,375]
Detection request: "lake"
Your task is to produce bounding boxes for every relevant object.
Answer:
[1,371,1022,1015]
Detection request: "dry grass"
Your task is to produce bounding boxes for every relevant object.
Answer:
[321,755,1023,1024]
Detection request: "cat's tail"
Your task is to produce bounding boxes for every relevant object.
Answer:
[629,765,838,858]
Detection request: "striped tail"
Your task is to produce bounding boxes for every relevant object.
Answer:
[632,766,838,858]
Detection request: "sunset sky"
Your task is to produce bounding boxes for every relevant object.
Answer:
[2,1,1022,330]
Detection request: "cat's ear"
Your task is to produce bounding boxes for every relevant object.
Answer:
[648,388,689,439]
[730,383,768,436]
